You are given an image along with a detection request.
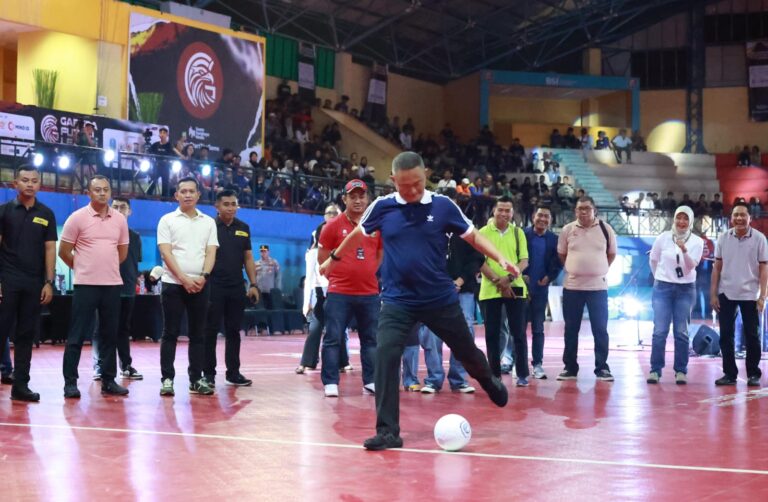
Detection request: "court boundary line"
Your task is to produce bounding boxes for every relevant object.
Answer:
[2,421,767,476]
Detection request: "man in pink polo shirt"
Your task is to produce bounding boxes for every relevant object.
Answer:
[59,175,130,398]
[556,195,617,382]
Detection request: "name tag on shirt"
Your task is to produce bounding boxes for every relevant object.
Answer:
[235,230,249,237]
[32,217,49,227]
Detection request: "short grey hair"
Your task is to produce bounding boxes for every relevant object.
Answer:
[391,151,424,174]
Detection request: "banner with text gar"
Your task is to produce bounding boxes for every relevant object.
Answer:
[746,40,768,122]
[128,13,266,159]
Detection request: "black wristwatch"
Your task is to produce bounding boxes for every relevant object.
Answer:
[44,279,54,286]
[249,284,258,289]
[329,249,341,261]
[202,272,210,280]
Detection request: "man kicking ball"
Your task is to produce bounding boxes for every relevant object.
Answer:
[321,151,515,450]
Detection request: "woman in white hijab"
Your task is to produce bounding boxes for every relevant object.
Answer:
[647,206,704,384]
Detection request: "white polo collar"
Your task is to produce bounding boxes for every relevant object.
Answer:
[173,207,203,219]
[394,190,434,205]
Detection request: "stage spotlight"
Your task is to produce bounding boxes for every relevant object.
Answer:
[201,164,211,177]
[139,159,151,173]
[103,149,116,164]
[33,152,44,167]
[171,160,182,174]
[621,296,643,318]
[58,155,71,170]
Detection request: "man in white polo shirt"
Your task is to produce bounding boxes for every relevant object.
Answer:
[157,176,219,396]
[710,201,768,387]
[611,128,632,164]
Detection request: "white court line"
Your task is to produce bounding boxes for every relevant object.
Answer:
[1,422,767,476]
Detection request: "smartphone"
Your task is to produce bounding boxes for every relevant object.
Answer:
[511,287,525,297]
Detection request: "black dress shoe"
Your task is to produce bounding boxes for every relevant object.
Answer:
[64,383,81,399]
[11,385,40,402]
[481,376,509,407]
[747,376,761,387]
[363,432,403,451]
[715,375,737,386]
[1,374,15,385]
[101,380,129,396]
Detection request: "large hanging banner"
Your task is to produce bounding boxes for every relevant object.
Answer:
[128,12,265,158]
[364,63,388,125]
[746,40,768,122]
[297,42,316,105]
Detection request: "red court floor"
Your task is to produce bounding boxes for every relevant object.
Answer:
[2,320,768,501]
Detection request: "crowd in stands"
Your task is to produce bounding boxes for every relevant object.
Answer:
[737,145,762,167]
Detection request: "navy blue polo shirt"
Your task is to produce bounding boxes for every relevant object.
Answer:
[360,190,473,309]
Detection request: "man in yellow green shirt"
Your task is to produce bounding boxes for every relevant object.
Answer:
[479,196,531,386]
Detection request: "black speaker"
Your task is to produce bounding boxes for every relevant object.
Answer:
[691,324,720,356]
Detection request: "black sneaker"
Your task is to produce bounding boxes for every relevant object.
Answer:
[363,432,403,451]
[226,374,253,386]
[64,382,81,399]
[480,376,508,407]
[102,380,129,396]
[1,373,14,385]
[715,375,737,386]
[204,376,216,388]
[11,385,40,402]
[556,370,578,381]
[747,376,761,387]
[121,367,144,380]
[596,370,614,382]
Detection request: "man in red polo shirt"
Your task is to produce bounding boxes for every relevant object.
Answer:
[318,179,382,397]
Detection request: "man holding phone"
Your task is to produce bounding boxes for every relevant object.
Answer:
[478,196,531,386]
[203,190,260,387]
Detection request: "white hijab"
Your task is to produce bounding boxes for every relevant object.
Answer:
[673,206,694,241]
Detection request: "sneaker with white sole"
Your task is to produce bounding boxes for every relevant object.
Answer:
[675,372,687,385]
[516,377,529,387]
[556,370,578,381]
[324,384,339,397]
[340,365,354,373]
[420,383,438,394]
[532,364,547,379]
[453,383,475,394]
[160,378,174,396]
[404,384,421,392]
[647,371,660,384]
[363,383,375,394]
[189,377,214,395]
[596,369,614,382]
[121,367,143,380]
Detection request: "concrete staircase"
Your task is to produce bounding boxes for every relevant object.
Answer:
[545,148,619,208]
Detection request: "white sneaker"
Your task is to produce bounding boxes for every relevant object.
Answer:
[363,383,375,394]
[420,384,438,394]
[324,384,339,397]
[533,364,547,380]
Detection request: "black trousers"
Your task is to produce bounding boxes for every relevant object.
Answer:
[95,296,135,371]
[482,297,529,379]
[63,285,121,383]
[160,283,209,383]
[0,282,41,386]
[374,302,496,436]
[204,285,246,380]
[718,294,762,379]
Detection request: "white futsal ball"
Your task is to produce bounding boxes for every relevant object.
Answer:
[434,414,472,451]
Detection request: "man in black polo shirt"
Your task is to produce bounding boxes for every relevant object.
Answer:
[148,126,177,197]
[204,190,260,386]
[0,164,57,401]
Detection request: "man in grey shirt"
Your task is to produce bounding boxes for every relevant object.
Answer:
[710,202,768,387]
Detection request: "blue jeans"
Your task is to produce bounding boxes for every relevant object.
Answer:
[321,293,379,385]
[419,325,469,390]
[401,324,421,387]
[562,289,610,375]
[650,280,695,376]
[527,293,548,366]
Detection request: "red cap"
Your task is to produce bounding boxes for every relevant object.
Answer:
[344,179,368,194]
